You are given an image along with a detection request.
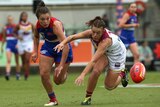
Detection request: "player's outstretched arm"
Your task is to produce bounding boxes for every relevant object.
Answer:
[54,29,91,53]
[75,38,112,86]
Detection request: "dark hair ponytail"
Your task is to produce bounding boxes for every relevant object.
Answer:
[86,16,106,28]
[36,0,45,9]
[35,1,50,18]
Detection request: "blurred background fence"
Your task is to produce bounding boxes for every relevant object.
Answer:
[0,0,160,71]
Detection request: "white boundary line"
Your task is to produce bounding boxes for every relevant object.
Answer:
[99,84,160,88]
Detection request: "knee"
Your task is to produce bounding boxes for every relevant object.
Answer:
[40,69,49,79]
[104,83,116,91]
[54,77,65,85]
[92,69,101,77]
[54,79,61,85]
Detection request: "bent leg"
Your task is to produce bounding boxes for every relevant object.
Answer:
[86,55,108,96]
[39,55,54,94]
[104,69,121,90]
[81,55,108,105]
[40,55,59,104]
[54,63,70,85]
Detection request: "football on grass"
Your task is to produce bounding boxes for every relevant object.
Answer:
[130,62,146,83]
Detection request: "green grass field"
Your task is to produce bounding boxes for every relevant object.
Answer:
[0,72,160,107]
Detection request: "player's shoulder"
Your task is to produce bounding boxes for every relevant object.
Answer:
[51,17,62,26]
[126,10,136,16]
[36,21,41,29]
[102,29,111,39]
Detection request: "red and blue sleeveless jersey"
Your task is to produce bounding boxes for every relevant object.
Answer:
[5,24,18,53]
[122,10,138,31]
[5,24,16,38]
[120,11,137,47]
[37,17,73,62]
[36,17,64,42]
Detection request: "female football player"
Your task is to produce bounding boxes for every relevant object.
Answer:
[55,16,128,105]
[119,3,140,63]
[31,1,73,106]
[1,15,20,80]
[14,12,34,80]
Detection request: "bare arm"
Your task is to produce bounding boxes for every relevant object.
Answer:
[53,21,71,66]
[118,13,139,28]
[54,29,92,52]
[31,23,35,38]
[31,28,40,63]
[82,38,111,76]
[1,27,6,52]
[33,29,40,53]
[75,38,112,85]
[61,29,91,45]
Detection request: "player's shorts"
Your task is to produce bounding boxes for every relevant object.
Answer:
[119,30,136,48]
[6,39,18,54]
[17,41,33,55]
[106,47,126,72]
[40,41,73,63]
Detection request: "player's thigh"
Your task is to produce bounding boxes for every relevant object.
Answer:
[105,69,120,86]
[129,42,139,55]
[39,55,54,75]
[93,55,108,74]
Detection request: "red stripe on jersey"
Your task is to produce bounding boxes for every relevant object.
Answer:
[91,29,110,46]
[126,10,136,16]
[101,29,110,41]
[36,17,57,29]
[5,24,16,28]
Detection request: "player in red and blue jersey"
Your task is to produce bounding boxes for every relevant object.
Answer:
[31,1,73,106]
[1,15,20,80]
[119,3,140,63]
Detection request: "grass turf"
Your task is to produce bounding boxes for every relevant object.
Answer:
[0,72,160,107]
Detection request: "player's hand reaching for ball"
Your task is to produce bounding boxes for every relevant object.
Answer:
[54,43,64,53]
[75,74,85,86]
